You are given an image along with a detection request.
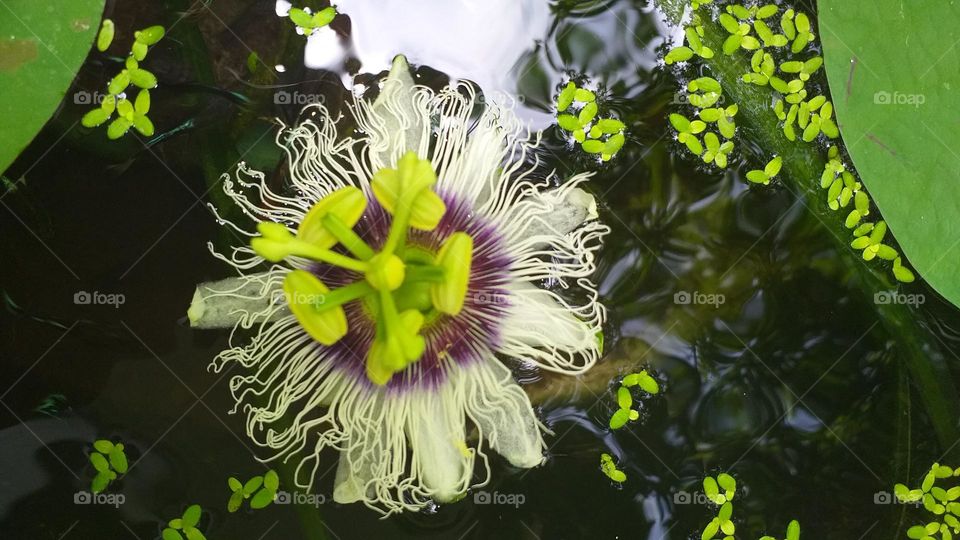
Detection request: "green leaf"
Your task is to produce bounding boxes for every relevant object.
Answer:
[637,372,659,394]
[0,0,106,174]
[288,8,314,29]
[131,41,148,61]
[135,25,165,46]
[821,0,960,308]
[108,445,128,474]
[162,529,183,540]
[312,7,337,28]
[181,504,201,528]
[717,473,736,497]
[132,115,154,137]
[184,528,206,540]
[702,517,720,540]
[746,170,769,184]
[91,470,111,493]
[581,139,604,154]
[557,114,580,132]
[93,440,114,453]
[243,476,264,496]
[82,108,110,128]
[250,488,275,509]
[89,452,109,472]
[609,408,630,429]
[616,387,632,409]
[108,70,131,95]
[96,19,114,52]
[556,82,576,112]
[263,470,279,492]
[578,102,598,125]
[227,490,244,513]
[786,519,800,540]
[134,89,150,115]
[107,117,132,139]
[128,68,157,89]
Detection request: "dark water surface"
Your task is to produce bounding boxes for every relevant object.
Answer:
[2,1,959,539]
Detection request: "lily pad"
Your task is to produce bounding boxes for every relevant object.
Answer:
[0,0,106,174]
[820,0,960,307]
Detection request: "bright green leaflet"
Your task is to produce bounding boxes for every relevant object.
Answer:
[0,0,106,174]
[820,0,960,308]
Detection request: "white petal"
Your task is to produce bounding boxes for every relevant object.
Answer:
[407,384,472,502]
[188,272,286,329]
[465,359,545,468]
[357,55,430,169]
[498,281,603,374]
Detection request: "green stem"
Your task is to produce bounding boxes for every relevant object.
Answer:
[321,214,375,260]
[404,264,445,283]
[694,17,960,453]
[383,178,435,255]
[318,281,374,310]
[291,240,368,273]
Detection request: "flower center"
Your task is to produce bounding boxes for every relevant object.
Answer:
[250,152,474,386]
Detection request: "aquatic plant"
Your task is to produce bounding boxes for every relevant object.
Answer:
[162,504,205,540]
[608,370,659,429]
[227,470,279,512]
[895,463,960,539]
[600,453,627,483]
[81,24,164,139]
[87,439,128,493]
[287,5,337,35]
[664,3,912,283]
[555,81,626,161]
[698,472,801,540]
[189,55,608,514]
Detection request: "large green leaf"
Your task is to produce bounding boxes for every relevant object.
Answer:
[0,0,105,175]
[820,1,960,307]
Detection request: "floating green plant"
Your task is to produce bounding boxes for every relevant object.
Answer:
[88,439,128,493]
[664,1,915,284]
[288,6,337,35]
[227,470,280,512]
[96,18,114,52]
[555,81,626,161]
[81,24,164,140]
[162,504,205,540]
[894,462,960,539]
[608,370,659,429]
[666,73,738,168]
[600,453,627,483]
[698,472,801,540]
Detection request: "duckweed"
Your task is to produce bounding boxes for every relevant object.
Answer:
[555,81,627,161]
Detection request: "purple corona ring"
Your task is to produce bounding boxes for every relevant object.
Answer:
[187,55,608,514]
